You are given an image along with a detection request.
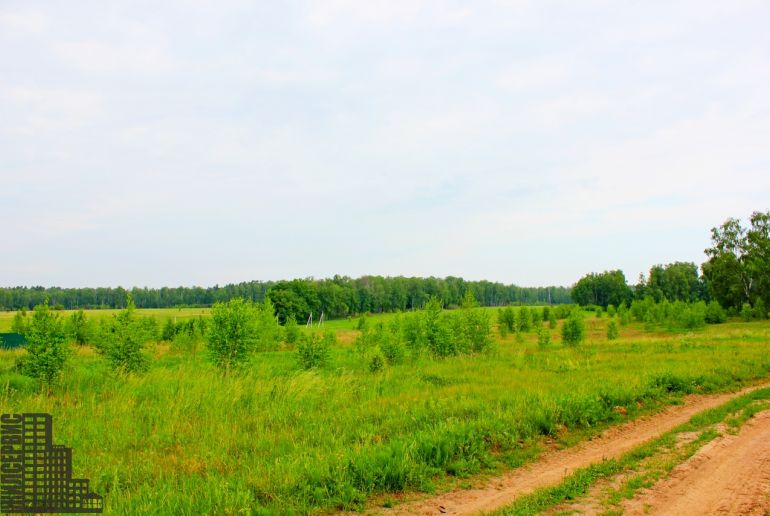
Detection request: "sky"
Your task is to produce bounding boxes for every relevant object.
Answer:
[1,0,769,288]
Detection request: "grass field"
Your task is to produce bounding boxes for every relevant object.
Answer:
[0,307,211,332]
[1,312,769,514]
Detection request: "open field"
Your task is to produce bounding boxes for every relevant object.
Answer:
[0,307,211,332]
[0,306,534,333]
[1,314,769,514]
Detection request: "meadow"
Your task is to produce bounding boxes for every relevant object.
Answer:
[0,307,210,333]
[1,308,769,514]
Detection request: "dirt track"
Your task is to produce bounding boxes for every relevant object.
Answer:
[623,409,770,515]
[386,382,770,515]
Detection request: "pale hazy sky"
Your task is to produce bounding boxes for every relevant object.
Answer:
[1,1,769,288]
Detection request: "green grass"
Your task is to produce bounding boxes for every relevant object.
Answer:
[1,318,769,513]
[0,307,212,332]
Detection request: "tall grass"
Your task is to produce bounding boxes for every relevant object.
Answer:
[1,320,769,513]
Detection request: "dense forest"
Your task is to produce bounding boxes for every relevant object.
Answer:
[0,276,571,318]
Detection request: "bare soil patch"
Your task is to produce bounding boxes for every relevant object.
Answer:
[622,410,770,515]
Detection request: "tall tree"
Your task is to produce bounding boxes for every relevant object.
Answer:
[702,211,770,310]
[572,270,631,308]
[647,262,705,302]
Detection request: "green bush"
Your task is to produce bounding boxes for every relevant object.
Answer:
[753,298,767,320]
[65,310,90,345]
[537,326,551,348]
[704,301,727,324]
[498,307,516,335]
[548,310,558,329]
[296,332,332,369]
[11,311,27,334]
[380,332,405,365]
[517,307,532,333]
[19,301,70,390]
[606,320,619,340]
[458,295,491,353]
[161,318,178,341]
[423,297,456,358]
[95,299,152,374]
[368,353,385,373]
[561,313,586,346]
[207,298,259,372]
[741,303,753,322]
[283,316,301,344]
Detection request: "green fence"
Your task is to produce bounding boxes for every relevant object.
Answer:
[0,333,25,349]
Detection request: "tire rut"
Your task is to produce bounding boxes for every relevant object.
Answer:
[383,381,770,515]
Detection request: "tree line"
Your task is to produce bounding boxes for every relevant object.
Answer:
[571,210,770,317]
[0,276,571,317]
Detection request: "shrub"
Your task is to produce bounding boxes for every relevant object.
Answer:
[161,318,178,341]
[741,303,754,322]
[379,331,405,365]
[137,316,160,342]
[402,313,426,357]
[10,311,27,334]
[561,312,586,346]
[683,302,706,330]
[65,310,89,345]
[537,326,551,348]
[96,299,152,374]
[548,310,558,329]
[517,307,532,332]
[423,297,455,358]
[207,298,259,372]
[171,332,202,354]
[296,332,331,369]
[753,298,767,320]
[554,304,577,319]
[283,316,301,344]
[19,301,70,391]
[607,320,619,340]
[459,296,491,353]
[498,306,516,333]
[368,353,385,373]
[704,301,727,324]
[254,297,282,351]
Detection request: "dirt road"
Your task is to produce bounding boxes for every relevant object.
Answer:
[386,382,770,515]
[622,409,770,515]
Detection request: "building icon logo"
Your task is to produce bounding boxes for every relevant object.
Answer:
[1,413,103,513]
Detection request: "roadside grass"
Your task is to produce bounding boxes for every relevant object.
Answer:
[494,387,770,515]
[0,318,768,513]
